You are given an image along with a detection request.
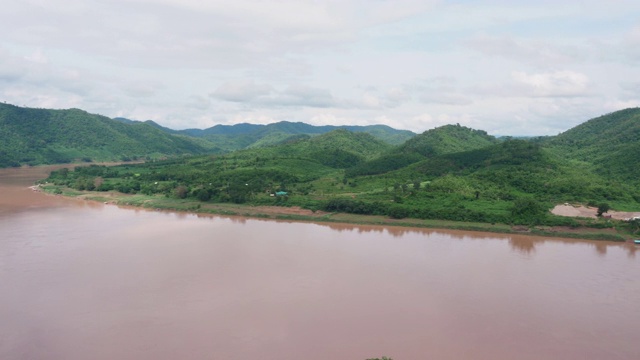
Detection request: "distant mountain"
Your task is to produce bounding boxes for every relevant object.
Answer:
[0,104,210,167]
[177,121,415,151]
[114,117,183,135]
[182,123,264,136]
[234,129,392,169]
[120,119,414,152]
[346,124,498,177]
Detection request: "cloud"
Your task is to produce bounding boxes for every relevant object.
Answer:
[0,0,438,72]
[603,99,640,112]
[465,34,582,66]
[272,85,337,108]
[510,70,590,98]
[2,0,640,136]
[411,113,476,131]
[121,81,163,98]
[186,95,211,110]
[623,25,640,63]
[353,88,409,109]
[406,77,473,105]
[0,49,27,82]
[211,80,273,102]
[211,81,339,108]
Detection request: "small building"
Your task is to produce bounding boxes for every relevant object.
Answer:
[275,191,288,196]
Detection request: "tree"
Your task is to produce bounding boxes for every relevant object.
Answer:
[175,185,188,199]
[196,189,210,202]
[510,197,546,225]
[626,218,640,234]
[597,203,610,217]
[94,176,104,189]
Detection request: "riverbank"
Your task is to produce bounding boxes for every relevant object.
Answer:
[37,184,634,242]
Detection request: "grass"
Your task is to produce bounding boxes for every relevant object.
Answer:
[44,184,640,242]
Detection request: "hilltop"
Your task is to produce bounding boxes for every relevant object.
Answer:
[346,124,498,177]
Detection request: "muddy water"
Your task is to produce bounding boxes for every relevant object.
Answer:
[1,166,639,360]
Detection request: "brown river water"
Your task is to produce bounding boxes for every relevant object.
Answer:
[1,166,639,360]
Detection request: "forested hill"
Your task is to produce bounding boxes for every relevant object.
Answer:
[548,108,640,158]
[180,121,416,151]
[0,103,209,167]
[546,108,640,181]
[346,124,498,177]
[40,108,640,231]
[231,129,393,169]
[396,124,497,157]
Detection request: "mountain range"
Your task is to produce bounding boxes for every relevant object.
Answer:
[38,105,640,230]
[0,103,415,167]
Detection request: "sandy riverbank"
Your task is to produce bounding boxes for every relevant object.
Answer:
[551,204,640,220]
[36,185,636,242]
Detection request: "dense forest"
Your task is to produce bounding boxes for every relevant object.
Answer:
[40,107,640,236]
[0,103,415,167]
[0,103,211,167]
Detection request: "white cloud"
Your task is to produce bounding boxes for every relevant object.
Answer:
[24,49,49,64]
[1,0,640,136]
[211,80,273,102]
[186,95,211,111]
[510,71,590,98]
[411,113,476,131]
[465,34,582,66]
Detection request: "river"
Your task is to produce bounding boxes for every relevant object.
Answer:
[1,166,639,360]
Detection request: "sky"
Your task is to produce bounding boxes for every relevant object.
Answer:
[1,0,640,136]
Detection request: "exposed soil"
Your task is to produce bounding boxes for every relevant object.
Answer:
[544,226,618,235]
[215,204,328,217]
[551,204,640,220]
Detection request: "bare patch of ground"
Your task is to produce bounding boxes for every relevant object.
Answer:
[233,205,327,217]
[551,204,640,220]
[544,226,618,235]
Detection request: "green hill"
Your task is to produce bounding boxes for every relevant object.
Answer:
[397,124,497,157]
[0,103,210,167]
[346,124,498,177]
[230,129,392,169]
[182,121,415,151]
[547,108,640,182]
[41,109,640,231]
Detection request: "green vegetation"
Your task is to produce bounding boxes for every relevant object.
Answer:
[347,123,498,177]
[546,108,640,181]
[35,107,640,240]
[0,103,212,167]
[597,203,610,217]
[186,121,415,152]
[396,123,497,157]
[0,103,414,168]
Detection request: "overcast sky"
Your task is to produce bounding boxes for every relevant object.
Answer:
[1,0,640,135]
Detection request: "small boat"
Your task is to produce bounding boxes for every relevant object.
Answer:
[635,240,640,245]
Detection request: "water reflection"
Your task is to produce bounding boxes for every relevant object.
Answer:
[117,203,640,259]
[509,237,537,255]
[594,242,607,257]
[2,165,640,360]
